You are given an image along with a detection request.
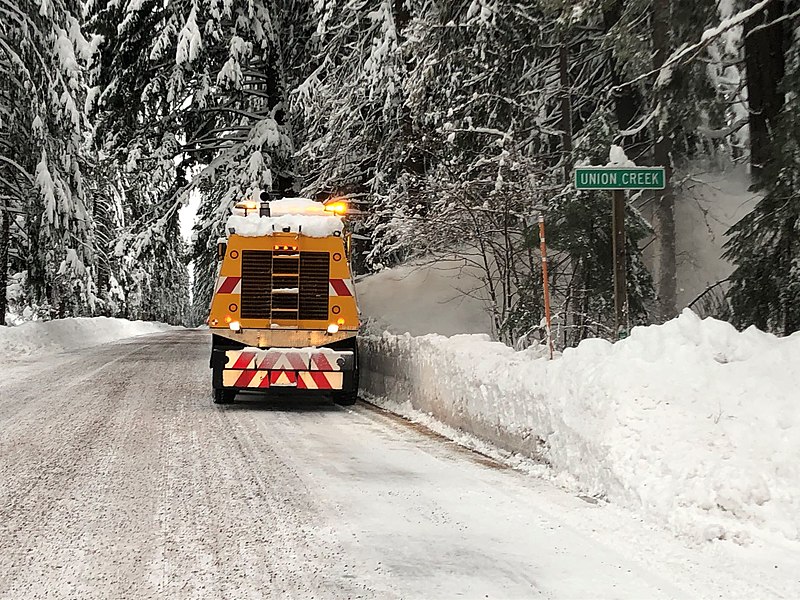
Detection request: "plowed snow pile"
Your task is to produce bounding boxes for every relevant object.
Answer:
[0,317,175,360]
[360,310,800,545]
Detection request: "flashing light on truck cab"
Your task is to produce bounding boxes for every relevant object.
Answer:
[324,199,348,215]
[234,200,259,216]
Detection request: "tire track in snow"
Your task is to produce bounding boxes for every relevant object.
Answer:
[0,331,378,599]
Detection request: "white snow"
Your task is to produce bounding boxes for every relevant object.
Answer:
[0,317,176,361]
[227,212,343,238]
[701,0,772,42]
[227,197,344,238]
[240,345,348,355]
[607,144,637,167]
[639,165,760,307]
[267,197,328,216]
[360,309,800,548]
[356,259,493,336]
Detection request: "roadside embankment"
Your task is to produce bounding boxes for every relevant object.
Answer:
[360,310,800,546]
[0,317,177,361]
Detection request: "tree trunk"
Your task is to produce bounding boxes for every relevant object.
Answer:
[651,0,677,320]
[0,208,8,326]
[393,0,410,29]
[743,0,786,187]
[559,36,572,183]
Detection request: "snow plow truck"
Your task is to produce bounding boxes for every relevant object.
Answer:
[208,194,359,405]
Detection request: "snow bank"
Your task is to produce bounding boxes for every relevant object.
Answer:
[360,309,800,545]
[0,317,175,360]
[227,213,344,238]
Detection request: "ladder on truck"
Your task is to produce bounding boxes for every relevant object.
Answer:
[269,236,301,326]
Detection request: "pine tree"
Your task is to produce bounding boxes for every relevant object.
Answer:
[87,0,297,324]
[284,0,663,344]
[2,0,786,338]
[1,0,100,319]
[290,0,408,197]
[725,21,800,334]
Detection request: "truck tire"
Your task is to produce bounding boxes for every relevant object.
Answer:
[332,340,359,406]
[332,388,358,406]
[213,388,236,404]
[333,357,359,406]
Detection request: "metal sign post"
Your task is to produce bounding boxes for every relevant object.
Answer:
[575,166,666,340]
[538,215,554,359]
[612,190,628,339]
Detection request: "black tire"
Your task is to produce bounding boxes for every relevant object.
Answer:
[332,388,358,406]
[213,388,236,404]
[332,339,359,406]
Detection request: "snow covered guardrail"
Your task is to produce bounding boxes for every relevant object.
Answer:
[359,310,800,545]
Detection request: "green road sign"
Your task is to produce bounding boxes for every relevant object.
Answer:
[574,167,666,190]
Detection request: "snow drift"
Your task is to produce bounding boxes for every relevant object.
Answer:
[0,317,175,361]
[360,309,800,545]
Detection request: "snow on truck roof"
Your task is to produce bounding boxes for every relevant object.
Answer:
[226,197,344,238]
[268,197,327,216]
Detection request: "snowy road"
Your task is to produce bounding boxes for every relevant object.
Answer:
[0,329,796,599]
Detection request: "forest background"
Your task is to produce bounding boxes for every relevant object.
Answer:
[1,0,798,348]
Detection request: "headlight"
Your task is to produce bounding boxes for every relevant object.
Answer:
[229,321,241,331]
[326,323,339,334]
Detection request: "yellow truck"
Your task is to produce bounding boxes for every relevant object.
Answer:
[208,194,359,405]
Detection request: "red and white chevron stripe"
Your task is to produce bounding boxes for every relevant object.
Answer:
[269,370,297,386]
[297,371,344,390]
[257,352,308,371]
[309,352,341,371]
[221,370,344,390]
[328,278,354,297]
[216,276,241,294]
[226,349,348,371]
[222,369,270,388]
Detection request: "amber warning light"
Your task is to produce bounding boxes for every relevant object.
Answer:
[324,199,348,215]
[234,200,259,216]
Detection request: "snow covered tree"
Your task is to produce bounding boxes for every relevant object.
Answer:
[283,0,662,344]
[290,0,408,200]
[88,0,299,324]
[1,0,101,320]
[725,11,800,334]
[3,0,790,338]
[743,0,792,186]
[600,0,729,321]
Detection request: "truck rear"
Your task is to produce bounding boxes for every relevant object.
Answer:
[208,195,359,405]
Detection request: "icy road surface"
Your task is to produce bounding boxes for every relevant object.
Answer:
[0,329,796,599]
